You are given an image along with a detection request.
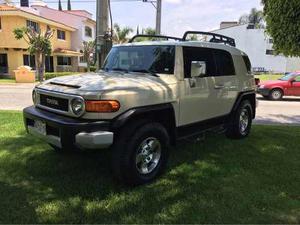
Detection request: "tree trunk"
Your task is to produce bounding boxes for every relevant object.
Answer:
[35,52,41,82]
[35,52,45,82]
[87,61,91,72]
[41,54,45,81]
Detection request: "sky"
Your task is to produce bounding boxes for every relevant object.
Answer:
[30,0,263,36]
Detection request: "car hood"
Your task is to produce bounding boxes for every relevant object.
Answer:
[260,80,287,86]
[37,72,177,94]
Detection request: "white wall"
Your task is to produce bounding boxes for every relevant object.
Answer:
[214,24,300,73]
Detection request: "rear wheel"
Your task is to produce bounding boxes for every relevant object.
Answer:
[226,100,253,139]
[269,89,283,100]
[111,121,170,186]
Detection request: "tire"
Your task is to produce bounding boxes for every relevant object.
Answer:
[226,100,253,139]
[111,121,170,186]
[269,89,283,100]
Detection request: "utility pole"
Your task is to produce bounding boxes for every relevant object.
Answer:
[96,0,111,70]
[143,0,162,34]
[155,0,162,34]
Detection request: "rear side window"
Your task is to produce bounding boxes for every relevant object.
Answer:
[183,47,216,78]
[242,55,252,73]
[213,49,235,76]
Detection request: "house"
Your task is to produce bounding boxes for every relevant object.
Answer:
[31,0,96,71]
[213,22,300,73]
[0,1,82,77]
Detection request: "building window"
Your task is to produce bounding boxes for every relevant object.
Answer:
[57,30,66,40]
[266,49,274,55]
[26,20,39,32]
[0,17,2,30]
[85,26,92,37]
[0,54,8,74]
[79,50,86,63]
[57,56,71,66]
[268,39,274,44]
[23,54,36,69]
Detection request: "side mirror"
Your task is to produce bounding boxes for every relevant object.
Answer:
[191,61,206,78]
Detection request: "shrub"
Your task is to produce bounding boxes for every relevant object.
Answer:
[45,72,81,80]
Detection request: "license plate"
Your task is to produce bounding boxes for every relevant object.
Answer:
[34,120,46,136]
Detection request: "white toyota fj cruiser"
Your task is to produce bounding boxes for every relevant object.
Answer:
[24,31,256,185]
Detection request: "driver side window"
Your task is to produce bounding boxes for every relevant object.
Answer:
[294,76,300,82]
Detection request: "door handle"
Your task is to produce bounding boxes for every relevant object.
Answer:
[214,84,225,89]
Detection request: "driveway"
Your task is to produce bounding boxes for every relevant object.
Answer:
[1,84,300,125]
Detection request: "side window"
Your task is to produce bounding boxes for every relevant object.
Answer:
[242,55,252,73]
[213,49,235,76]
[294,76,300,82]
[183,47,215,78]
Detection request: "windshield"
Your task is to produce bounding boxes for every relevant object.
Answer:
[279,73,297,81]
[103,45,175,75]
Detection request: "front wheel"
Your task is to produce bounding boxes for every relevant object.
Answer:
[111,122,170,186]
[269,89,283,100]
[226,100,253,139]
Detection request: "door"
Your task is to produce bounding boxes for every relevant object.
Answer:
[212,49,238,115]
[179,47,220,126]
[289,75,300,96]
[0,54,8,74]
[45,56,54,72]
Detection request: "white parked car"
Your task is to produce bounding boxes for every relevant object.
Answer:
[24,31,256,185]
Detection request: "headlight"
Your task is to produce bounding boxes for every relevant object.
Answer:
[71,97,85,116]
[32,90,37,105]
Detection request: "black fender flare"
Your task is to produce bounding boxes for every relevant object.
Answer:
[231,91,256,119]
[111,103,176,130]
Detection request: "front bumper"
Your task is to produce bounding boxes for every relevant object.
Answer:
[257,88,270,96]
[23,106,113,149]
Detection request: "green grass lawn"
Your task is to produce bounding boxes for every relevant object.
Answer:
[255,74,283,81]
[0,111,299,224]
[0,79,16,84]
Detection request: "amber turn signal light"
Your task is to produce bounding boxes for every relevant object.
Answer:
[85,100,120,113]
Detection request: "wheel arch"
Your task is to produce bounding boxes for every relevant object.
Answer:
[231,91,256,119]
[111,103,177,145]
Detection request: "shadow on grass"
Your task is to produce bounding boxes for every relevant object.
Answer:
[0,126,299,224]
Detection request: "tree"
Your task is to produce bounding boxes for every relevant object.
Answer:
[82,41,95,72]
[262,0,300,57]
[239,8,265,28]
[113,23,133,44]
[67,0,71,10]
[143,27,156,35]
[58,0,62,11]
[13,26,53,82]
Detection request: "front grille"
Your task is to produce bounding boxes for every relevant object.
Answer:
[40,94,69,112]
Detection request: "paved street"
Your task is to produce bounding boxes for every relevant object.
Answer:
[254,96,300,125]
[0,83,35,111]
[1,83,300,125]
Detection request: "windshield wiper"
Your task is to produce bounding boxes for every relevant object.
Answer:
[130,69,159,77]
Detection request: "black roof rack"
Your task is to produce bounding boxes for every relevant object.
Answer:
[128,32,236,47]
[182,31,236,47]
[128,34,182,43]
